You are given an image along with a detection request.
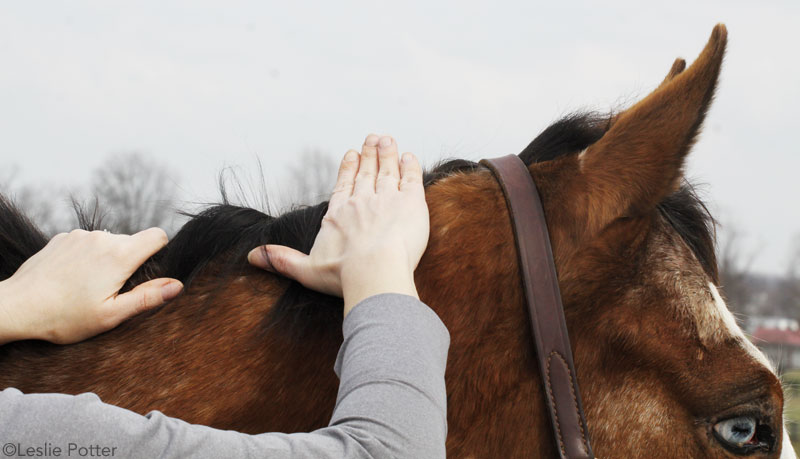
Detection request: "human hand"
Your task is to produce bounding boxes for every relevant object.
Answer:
[0,228,183,345]
[248,134,429,317]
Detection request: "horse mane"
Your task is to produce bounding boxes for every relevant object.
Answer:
[0,112,719,336]
[0,195,48,281]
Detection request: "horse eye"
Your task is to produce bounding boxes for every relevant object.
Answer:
[713,416,757,447]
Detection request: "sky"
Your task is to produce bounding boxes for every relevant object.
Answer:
[0,1,798,275]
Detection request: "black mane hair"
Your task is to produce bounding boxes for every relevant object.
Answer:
[0,112,719,336]
[0,196,48,281]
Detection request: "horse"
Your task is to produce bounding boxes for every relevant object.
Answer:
[0,24,794,458]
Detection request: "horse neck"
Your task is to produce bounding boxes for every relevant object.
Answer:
[415,173,564,456]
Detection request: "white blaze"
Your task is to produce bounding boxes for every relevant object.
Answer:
[781,429,797,459]
[708,282,775,371]
[709,283,796,457]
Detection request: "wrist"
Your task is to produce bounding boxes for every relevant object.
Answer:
[0,279,32,345]
[341,266,419,318]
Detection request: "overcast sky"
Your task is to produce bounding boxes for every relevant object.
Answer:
[1,1,797,275]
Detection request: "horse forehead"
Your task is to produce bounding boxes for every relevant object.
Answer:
[693,281,775,372]
[647,226,774,372]
[690,281,741,343]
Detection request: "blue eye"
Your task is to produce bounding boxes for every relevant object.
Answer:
[714,416,756,446]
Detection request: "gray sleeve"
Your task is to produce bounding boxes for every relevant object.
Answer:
[0,293,450,459]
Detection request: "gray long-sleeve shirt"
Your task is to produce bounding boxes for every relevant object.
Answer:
[0,293,450,458]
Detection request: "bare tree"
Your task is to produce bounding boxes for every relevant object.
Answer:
[284,149,338,207]
[717,224,761,316]
[90,152,178,234]
[766,233,800,319]
[0,165,69,236]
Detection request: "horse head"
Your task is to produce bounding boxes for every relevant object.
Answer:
[421,24,793,457]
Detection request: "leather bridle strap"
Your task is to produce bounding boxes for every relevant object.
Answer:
[479,154,594,459]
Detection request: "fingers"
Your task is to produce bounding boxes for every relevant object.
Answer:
[353,134,380,195]
[125,227,169,267]
[376,136,401,194]
[247,245,273,271]
[248,244,311,284]
[109,277,183,326]
[399,152,424,195]
[328,150,360,211]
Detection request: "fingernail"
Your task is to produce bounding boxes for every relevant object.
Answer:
[365,134,379,147]
[248,246,273,271]
[161,281,183,301]
[380,136,392,147]
[402,153,413,162]
[344,150,358,162]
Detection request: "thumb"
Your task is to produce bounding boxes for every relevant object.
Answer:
[110,278,184,324]
[248,245,310,282]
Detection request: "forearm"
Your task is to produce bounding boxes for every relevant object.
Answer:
[330,293,449,458]
[0,293,450,459]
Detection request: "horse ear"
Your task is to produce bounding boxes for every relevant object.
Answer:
[576,24,727,234]
[660,58,687,87]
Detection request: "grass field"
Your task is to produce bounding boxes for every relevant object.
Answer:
[783,370,800,453]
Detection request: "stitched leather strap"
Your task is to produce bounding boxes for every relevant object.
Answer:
[480,154,594,459]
